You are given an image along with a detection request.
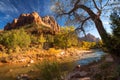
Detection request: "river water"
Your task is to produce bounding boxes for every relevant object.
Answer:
[76,49,106,65]
[0,49,106,80]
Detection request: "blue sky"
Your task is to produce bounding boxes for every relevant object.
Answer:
[0,0,52,28]
[0,0,112,38]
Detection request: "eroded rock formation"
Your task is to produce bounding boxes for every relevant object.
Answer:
[4,12,60,34]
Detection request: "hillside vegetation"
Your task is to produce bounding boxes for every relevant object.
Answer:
[0,25,101,55]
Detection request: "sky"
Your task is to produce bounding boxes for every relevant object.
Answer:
[0,0,52,28]
[0,0,113,38]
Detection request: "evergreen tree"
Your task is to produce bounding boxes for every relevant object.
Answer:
[110,12,120,37]
[109,11,120,55]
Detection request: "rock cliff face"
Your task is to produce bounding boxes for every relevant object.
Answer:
[4,12,60,34]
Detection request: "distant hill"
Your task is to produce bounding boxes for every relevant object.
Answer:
[4,12,60,34]
[79,33,100,42]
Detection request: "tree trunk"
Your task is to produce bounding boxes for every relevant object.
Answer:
[74,4,120,79]
[94,18,120,80]
[94,18,109,43]
[77,5,109,43]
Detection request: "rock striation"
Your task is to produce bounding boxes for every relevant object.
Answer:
[4,12,60,34]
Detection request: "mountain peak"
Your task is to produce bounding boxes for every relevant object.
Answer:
[4,12,60,34]
[80,33,100,42]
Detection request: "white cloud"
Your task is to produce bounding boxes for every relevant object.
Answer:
[0,1,18,13]
[0,2,7,12]
[3,15,11,20]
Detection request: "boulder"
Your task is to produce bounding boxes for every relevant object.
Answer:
[27,64,31,67]
[105,55,114,62]
[29,59,34,63]
[78,77,90,80]
[73,65,81,71]
[79,71,88,77]
[16,74,30,80]
[9,69,13,72]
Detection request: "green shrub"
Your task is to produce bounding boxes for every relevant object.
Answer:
[80,41,97,49]
[54,26,78,49]
[30,35,39,44]
[0,29,31,49]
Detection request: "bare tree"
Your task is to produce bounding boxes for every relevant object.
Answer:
[51,1,120,79]
[51,0,120,43]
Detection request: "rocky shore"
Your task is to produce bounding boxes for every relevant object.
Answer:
[65,54,114,80]
[0,48,94,64]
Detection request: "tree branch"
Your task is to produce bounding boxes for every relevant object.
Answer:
[81,17,91,28]
[65,4,96,18]
[102,0,110,9]
[57,0,97,21]
[92,0,100,11]
[99,0,103,10]
[58,4,98,26]
[74,0,80,6]
[75,17,91,36]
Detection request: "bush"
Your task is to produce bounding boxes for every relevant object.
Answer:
[54,26,78,49]
[47,48,61,54]
[0,29,31,49]
[39,60,62,80]
[80,41,96,49]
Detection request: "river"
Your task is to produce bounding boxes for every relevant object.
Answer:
[76,49,105,65]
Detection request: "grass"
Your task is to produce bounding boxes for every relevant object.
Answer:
[37,60,62,80]
[36,58,75,80]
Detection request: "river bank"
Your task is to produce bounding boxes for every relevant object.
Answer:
[0,49,107,80]
[66,54,116,80]
[0,48,95,64]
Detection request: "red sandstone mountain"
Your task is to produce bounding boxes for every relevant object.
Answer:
[4,12,60,34]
